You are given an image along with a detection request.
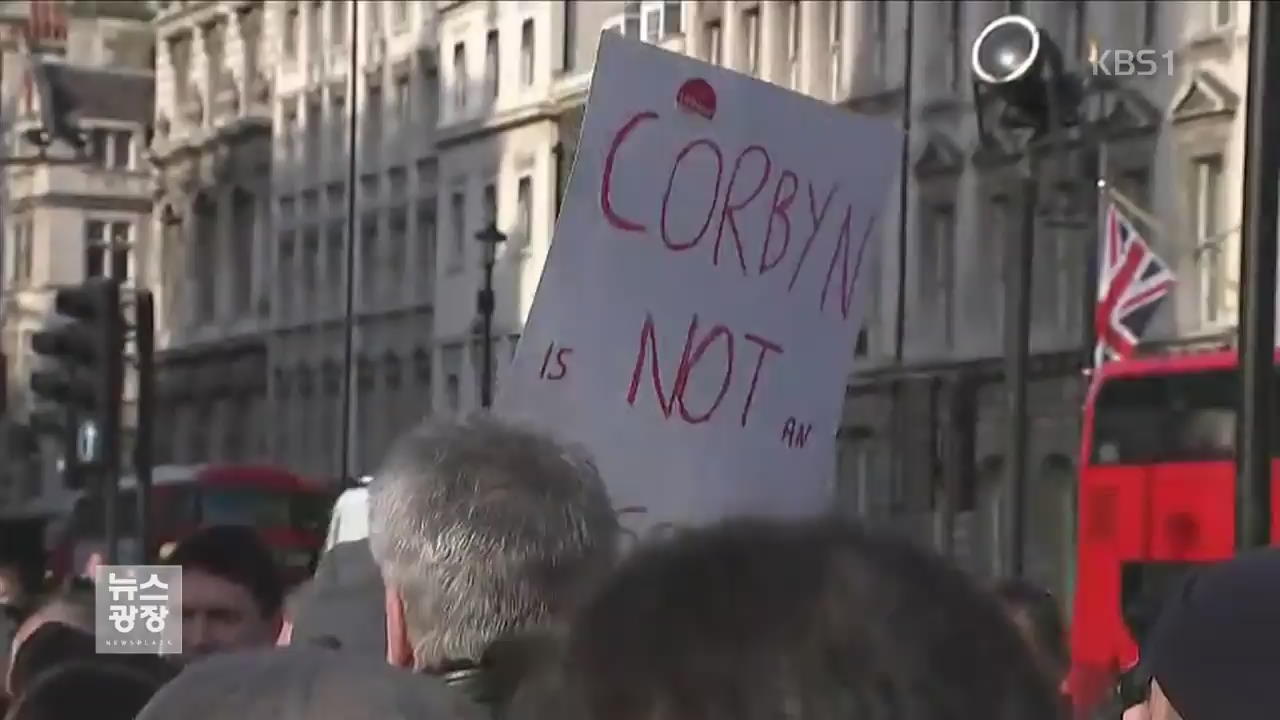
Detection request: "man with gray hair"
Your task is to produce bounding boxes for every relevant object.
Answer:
[368,413,618,708]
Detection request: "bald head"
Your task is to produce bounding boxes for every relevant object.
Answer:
[136,648,483,720]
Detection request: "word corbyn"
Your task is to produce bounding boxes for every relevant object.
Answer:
[599,110,879,322]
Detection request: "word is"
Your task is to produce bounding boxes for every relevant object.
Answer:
[599,110,877,323]
[626,311,783,428]
[539,342,574,381]
[1090,49,1174,77]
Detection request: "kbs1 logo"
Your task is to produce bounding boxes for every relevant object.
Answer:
[1090,48,1175,77]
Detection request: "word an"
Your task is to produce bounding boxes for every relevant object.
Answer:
[1090,49,1174,77]
[780,417,813,449]
[539,342,573,381]
[599,110,876,322]
[626,311,783,427]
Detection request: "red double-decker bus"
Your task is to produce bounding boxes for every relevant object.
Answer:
[1068,349,1280,714]
[48,464,337,586]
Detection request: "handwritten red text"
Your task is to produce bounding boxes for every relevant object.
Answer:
[599,110,877,322]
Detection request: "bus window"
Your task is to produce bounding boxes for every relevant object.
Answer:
[200,488,291,528]
[1091,370,1280,465]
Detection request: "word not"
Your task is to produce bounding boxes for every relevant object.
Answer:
[539,341,574,381]
[599,110,877,322]
[626,311,783,427]
[780,417,813,449]
[1090,49,1174,77]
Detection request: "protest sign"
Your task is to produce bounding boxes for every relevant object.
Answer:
[497,33,903,538]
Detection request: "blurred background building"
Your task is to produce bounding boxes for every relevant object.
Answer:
[0,1,1254,607]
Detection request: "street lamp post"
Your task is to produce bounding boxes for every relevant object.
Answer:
[971,14,1083,577]
[475,222,507,409]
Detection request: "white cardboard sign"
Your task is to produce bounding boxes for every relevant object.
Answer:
[497,33,903,539]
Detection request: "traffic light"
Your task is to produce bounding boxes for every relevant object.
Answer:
[29,277,123,472]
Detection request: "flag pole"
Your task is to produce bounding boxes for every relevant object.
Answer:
[1085,38,1108,374]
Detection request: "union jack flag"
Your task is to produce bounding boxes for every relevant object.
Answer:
[1095,203,1175,363]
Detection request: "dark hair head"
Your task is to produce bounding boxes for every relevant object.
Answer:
[4,659,167,720]
[8,622,96,698]
[169,525,284,618]
[548,518,1057,720]
[993,579,1068,677]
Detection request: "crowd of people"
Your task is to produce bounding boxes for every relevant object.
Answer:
[0,412,1277,720]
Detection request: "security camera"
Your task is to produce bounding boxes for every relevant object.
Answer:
[970,14,1078,135]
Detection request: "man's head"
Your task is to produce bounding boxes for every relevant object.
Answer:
[6,659,170,720]
[167,525,284,661]
[1138,548,1280,720]
[368,413,618,671]
[134,647,481,720]
[533,518,1057,720]
[4,580,95,693]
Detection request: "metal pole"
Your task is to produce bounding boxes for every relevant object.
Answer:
[134,291,154,564]
[102,278,124,565]
[339,0,360,481]
[480,260,495,409]
[1004,154,1038,578]
[1087,139,1108,371]
[892,0,915,365]
[1236,0,1280,550]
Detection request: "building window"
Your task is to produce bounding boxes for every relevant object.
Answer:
[482,182,497,228]
[391,0,408,30]
[88,129,108,167]
[283,4,299,60]
[830,2,844,97]
[305,95,322,161]
[920,200,956,337]
[561,1,576,71]
[871,1,887,80]
[743,8,760,74]
[949,4,964,89]
[450,190,466,266]
[443,344,462,412]
[1214,0,1232,28]
[194,198,217,322]
[365,85,382,150]
[279,232,296,318]
[109,222,130,281]
[326,221,344,312]
[643,5,661,43]
[662,0,682,34]
[330,0,346,46]
[394,74,410,122]
[1141,0,1158,45]
[387,206,407,300]
[453,42,467,110]
[516,176,532,247]
[417,199,437,282]
[365,2,381,36]
[520,19,535,86]
[1193,155,1224,323]
[787,0,801,89]
[232,190,254,314]
[360,214,378,304]
[485,30,499,100]
[307,1,322,53]
[84,220,106,278]
[330,90,345,148]
[302,228,319,310]
[704,20,721,65]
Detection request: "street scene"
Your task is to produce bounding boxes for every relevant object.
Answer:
[0,1,1275,719]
